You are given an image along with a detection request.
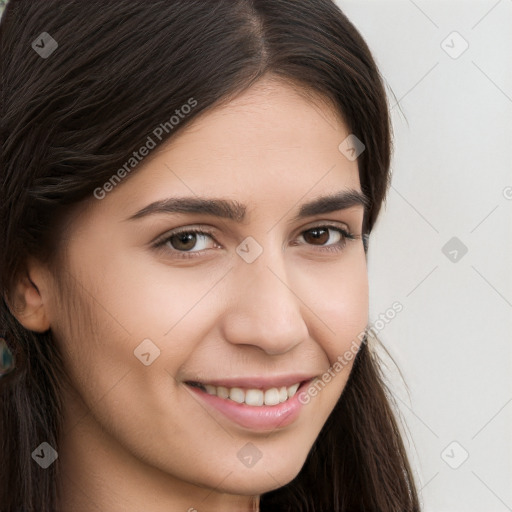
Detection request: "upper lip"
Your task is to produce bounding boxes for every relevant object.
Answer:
[185,374,317,389]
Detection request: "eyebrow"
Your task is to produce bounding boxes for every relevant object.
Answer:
[125,189,369,223]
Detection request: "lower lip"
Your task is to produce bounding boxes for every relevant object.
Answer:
[186,381,312,431]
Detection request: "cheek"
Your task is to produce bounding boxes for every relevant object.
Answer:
[93,249,231,340]
[51,253,231,408]
[287,249,368,415]
[297,248,369,361]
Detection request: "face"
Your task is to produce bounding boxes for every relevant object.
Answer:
[44,77,369,508]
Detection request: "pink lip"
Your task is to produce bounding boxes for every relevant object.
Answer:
[186,379,313,431]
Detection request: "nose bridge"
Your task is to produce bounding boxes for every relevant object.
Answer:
[221,243,309,355]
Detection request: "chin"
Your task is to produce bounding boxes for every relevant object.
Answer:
[214,451,307,496]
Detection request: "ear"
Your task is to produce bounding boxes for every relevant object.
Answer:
[7,262,51,333]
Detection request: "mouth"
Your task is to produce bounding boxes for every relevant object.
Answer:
[184,378,315,431]
[185,381,302,407]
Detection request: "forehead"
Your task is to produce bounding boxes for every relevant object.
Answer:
[94,78,362,220]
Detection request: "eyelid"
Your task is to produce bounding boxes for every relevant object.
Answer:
[152,225,218,246]
[293,219,352,236]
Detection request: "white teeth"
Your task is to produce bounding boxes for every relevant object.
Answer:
[264,388,280,406]
[287,383,300,397]
[245,389,264,406]
[192,382,303,407]
[229,387,245,403]
[205,384,217,395]
[217,386,229,399]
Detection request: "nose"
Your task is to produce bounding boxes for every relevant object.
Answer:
[219,250,309,356]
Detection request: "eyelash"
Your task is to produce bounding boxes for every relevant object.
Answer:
[153,225,357,260]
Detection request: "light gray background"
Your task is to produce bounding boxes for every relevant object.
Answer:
[337,1,512,511]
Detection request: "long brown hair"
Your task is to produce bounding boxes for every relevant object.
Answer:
[0,1,420,510]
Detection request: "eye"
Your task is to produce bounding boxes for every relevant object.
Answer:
[152,224,358,260]
[153,227,219,257]
[295,225,356,253]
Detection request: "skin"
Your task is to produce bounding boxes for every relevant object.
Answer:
[12,76,369,511]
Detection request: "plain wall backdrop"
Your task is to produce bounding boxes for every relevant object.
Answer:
[337,1,512,511]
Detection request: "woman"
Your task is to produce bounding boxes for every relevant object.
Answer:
[0,0,421,510]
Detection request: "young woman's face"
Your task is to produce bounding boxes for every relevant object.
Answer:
[47,77,369,509]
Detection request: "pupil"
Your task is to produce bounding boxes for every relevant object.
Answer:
[304,228,328,245]
[172,232,197,251]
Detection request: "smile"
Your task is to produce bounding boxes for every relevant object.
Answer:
[187,381,301,407]
[185,378,314,431]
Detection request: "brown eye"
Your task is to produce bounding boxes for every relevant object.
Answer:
[169,232,199,251]
[155,229,218,255]
[303,227,331,245]
[296,225,355,253]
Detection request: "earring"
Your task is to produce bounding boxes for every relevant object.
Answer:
[0,334,15,377]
